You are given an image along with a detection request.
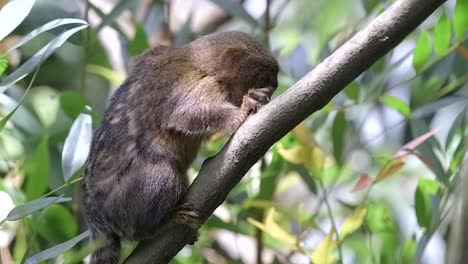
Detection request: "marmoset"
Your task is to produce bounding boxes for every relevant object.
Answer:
[82,31,279,263]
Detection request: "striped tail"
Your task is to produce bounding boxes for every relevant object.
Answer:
[90,234,121,264]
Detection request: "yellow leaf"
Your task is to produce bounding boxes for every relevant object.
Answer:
[374,159,405,184]
[247,208,298,249]
[311,227,338,264]
[306,146,325,177]
[292,122,312,146]
[339,206,368,240]
[277,143,310,165]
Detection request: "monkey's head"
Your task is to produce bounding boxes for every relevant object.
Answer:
[187,31,279,104]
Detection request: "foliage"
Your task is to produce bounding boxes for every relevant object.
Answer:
[0,0,466,263]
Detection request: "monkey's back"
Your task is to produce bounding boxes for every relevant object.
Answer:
[81,50,201,240]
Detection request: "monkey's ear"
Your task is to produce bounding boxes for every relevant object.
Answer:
[219,47,249,68]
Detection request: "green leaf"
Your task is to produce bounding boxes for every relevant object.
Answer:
[29,86,60,128]
[412,31,432,71]
[209,0,258,26]
[0,24,88,93]
[6,197,71,221]
[415,178,440,230]
[59,91,88,119]
[344,82,359,101]
[35,204,78,242]
[2,18,88,56]
[258,151,283,200]
[400,237,417,263]
[332,112,347,163]
[366,202,397,234]
[453,0,468,40]
[129,23,150,56]
[62,110,92,182]
[0,57,7,77]
[24,137,50,200]
[381,96,411,117]
[0,0,36,41]
[433,12,451,56]
[25,230,90,264]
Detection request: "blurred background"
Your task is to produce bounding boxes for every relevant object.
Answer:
[0,0,467,263]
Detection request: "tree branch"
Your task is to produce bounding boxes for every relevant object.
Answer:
[124,0,447,262]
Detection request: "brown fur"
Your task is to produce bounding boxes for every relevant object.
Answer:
[81,31,279,263]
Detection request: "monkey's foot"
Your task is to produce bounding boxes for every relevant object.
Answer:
[173,203,201,245]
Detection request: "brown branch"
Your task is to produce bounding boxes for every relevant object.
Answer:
[124,0,447,263]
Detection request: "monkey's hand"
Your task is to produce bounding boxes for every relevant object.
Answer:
[241,87,273,115]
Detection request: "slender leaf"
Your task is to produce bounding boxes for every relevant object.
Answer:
[0,57,7,76]
[248,208,297,248]
[311,227,337,264]
[25,230,90,264]
[332,112,347,163]
[410,120,446,181]
[413,31,431,71]
[62,110,92,182]
[0,0,36,41]
[209,0,258,26]
[87,64,124,85]
[340,206,368,239]
[6,197,71,221]
[374,159,405,184]
[2,18,88,56]
[453,0,468,40]
[433,12,451,56]
[395,128,439,158]
[415,178,439,230]
[0,24,88,93]
[381,96,411,117]
[400,237,417,263]
[352,174,372,192]
[24,137,50,200]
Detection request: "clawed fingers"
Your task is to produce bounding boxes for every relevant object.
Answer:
[248,90,269,103]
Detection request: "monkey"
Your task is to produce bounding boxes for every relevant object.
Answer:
[81,31,279,263]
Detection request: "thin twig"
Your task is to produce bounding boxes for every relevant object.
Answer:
[318,179,343,264]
